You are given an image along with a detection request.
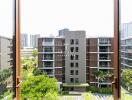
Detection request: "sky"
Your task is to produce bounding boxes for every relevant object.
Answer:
[0,0,132,38]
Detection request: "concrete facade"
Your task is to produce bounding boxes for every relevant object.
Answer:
[64,31,86,83]
[0,36,12,69]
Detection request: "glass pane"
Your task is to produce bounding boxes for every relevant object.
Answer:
[0,0,14,99]
[120,0,132,99]
[20,0,114,99]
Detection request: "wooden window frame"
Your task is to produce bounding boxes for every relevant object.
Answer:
[13,0,120,99]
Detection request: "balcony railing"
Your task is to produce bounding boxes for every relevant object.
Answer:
[42,42,54,46]
[99,49,110,52]
[99,79,111,83]
[99,57,110,60]
[38,66,53,69]
[43,49,53,52]
[43,57,53,60]
[99,42,111,46]
[99,65,110,67]
[46,72,54,75]
[99,42,110,44]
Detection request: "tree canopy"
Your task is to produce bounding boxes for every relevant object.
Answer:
[21,75,58,99]
[93,70,113,81]
[121,68,132,85]
[0,68,12,83]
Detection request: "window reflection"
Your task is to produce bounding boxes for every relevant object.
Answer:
[120,0,132,98]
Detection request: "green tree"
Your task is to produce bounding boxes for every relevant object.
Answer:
[21,57,37,75]
[32,67,45,76]
[121,68,132,84]
[32,49,38,59]
[0,68,12,83]
[21,75,58,99]
[94,70,113,81]
[0,68,12,98]
[121,68,132,91]
[44,91,58,100]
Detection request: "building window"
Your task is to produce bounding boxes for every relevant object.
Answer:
[70,55,74,60]
[99,38,110,44]
[70,70,74,75]
[75,62,79,67]
[43,46,53,52]
[70,62,74,67]
[44,61,53,67]
[70,47,74,52]
[75,78,79,83]
[75,70,78,75]
[70,78,74,83]
[44,38,53,42]
[99,62,108,67]
[43,54,53,60]
[75,39,79,44]
[99,54,108,60]
[75,55,78,60]
[75,47,78,52]
[70,39,74,45]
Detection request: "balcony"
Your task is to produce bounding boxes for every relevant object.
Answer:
[42,42,54,46]
[99,40,111,46]
[43,54,53,61]
[42,57,53,61]
[99,49,111,52]
[43,57,53,60]
[38,66,53,69]
[43,49,53,52]
[99,79,111,84]
[99,57,111,60]
[99,39,110,45]
[99,66,113,69]
[46,72,54,76]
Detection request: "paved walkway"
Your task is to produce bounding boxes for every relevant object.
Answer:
[93,93,113,100]
[62,94,113,100]
[62,96,84,100]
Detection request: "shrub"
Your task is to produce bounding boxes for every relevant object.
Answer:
[89,86,112,94]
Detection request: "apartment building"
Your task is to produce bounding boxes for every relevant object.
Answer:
[38,29,114,91]
[86,38,114,88]
[21,33,28,48]
[121,22,132,68]
[0,36,12,70]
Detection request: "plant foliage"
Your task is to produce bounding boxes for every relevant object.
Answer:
[21,75,58,99]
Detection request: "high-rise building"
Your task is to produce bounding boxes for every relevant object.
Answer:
[0,36,12,69]
[121,22,132,68]
[30,34,40,48]
[21,33,28,48]
[38,29,114,91]
[21,33,40,48]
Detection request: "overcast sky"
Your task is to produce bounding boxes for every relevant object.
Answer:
[0,0,132,38]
